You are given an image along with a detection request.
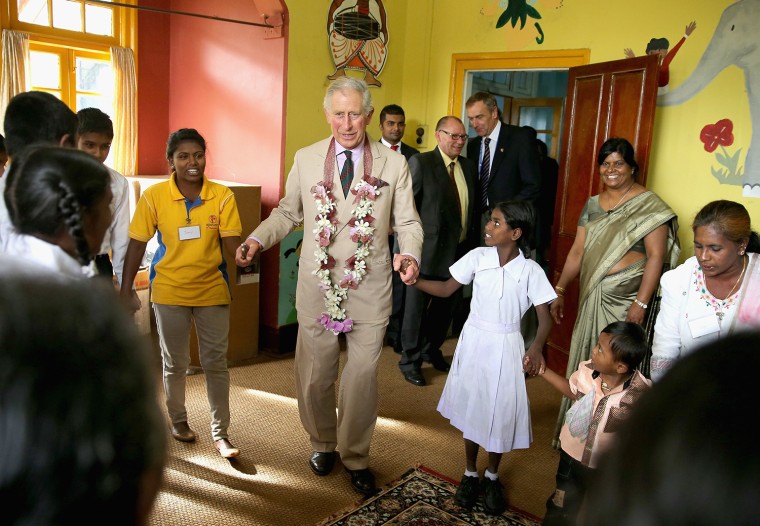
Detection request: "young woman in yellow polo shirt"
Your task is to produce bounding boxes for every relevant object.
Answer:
[120,128,243,459]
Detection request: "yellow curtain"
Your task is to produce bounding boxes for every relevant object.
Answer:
[110,46,137,176]
[0,30,30,136]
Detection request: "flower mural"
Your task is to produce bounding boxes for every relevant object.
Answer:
[700,118,744,185]
[700,118,734,153]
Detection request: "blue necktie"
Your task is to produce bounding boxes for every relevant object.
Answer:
[340,150,354,198]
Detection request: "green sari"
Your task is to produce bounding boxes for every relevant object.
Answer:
[552,191,679,448]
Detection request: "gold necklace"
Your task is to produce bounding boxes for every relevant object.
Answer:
[714,255,747,322]
[600,372,634,393]
[606,183,634,211]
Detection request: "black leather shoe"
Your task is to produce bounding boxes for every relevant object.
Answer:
[309,451,336,476]
[427,356,451,372]
[346,467,377,496]
[482,477,507,515]
[170,421,196,443]
[402,369,426,386]
[454,475,480,509]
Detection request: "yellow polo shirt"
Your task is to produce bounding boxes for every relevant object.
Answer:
[129,175,242,306]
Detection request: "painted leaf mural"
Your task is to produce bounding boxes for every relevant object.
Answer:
[496,0,544,44]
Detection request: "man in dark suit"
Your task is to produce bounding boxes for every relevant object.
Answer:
[378,104,419,159]
[465,92,542,350]
[465,91,541,224]
[378,104,419,354]
[399,116,479,386]
[535,138,559,270]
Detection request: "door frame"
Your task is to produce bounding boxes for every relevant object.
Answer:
[447,49,591,117]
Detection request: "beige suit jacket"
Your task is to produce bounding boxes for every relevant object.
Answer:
[252,136,423,322]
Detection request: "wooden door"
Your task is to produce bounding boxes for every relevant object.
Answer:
[545,54,660,374]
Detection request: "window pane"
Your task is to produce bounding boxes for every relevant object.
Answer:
[30,51,62,89]
[52,0,83,32]
[518,106,553,131]
[17,0,50,26]
[76,57,112,93]
[85,3,113,36]
[76,94,110,114]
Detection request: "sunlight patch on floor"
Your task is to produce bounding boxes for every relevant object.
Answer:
[243,388,298,405]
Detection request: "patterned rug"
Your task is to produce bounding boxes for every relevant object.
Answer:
[316,465,543,525]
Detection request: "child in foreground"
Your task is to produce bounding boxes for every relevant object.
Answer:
[411,200,556,515]
[538,321,651,526]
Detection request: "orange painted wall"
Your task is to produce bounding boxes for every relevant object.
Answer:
[136,0,170,175]
[137,0,288,340]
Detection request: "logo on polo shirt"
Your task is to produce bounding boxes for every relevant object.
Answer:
[207,214,219,229]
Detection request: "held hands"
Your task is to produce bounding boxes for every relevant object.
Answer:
[393,254,419,285]
[522,349,546,377]
[236,239,260,267]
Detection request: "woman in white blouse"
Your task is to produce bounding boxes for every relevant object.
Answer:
[650,200,760,380]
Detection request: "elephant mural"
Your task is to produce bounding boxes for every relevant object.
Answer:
[658,0,760,197]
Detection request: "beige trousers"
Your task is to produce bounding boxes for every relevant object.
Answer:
[295,313,387,470]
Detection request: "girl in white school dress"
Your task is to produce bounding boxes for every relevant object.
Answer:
[411,200,555,515]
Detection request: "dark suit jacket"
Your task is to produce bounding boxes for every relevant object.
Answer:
[398,142,419,160]
[466,123,541,213]
[380,140,419,161]
[409,147,479,278]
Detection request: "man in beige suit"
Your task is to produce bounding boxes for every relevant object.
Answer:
[237,77,423,496]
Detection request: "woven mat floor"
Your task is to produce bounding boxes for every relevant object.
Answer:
[146,338,561,525]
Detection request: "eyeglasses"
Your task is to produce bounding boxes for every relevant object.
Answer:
[331,111,364,122]
[438,130,468,141]
[601,160,627,169]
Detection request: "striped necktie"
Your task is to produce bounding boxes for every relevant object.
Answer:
[340,150,354,198]
[479,137,491,212]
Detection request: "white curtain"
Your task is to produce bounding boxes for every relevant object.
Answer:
[0,30,30,136]
[110,46,137,176]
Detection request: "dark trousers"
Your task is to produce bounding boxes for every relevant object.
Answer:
[543,449,594,526]
[93,253,114,282]
[398,276,461,372]
[385,234,405,352]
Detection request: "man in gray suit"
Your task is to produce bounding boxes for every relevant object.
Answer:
[237,78,423,496]
[398,116,479,386]
[378,104,419,354]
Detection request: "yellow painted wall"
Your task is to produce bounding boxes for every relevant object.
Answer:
[285,0,759,264]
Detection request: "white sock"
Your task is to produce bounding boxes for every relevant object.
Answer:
[464,469,479,478]
[484,469,499,481]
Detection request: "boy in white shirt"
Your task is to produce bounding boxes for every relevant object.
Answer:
[77,108,130,285]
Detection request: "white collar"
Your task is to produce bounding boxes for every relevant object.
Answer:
[4,233,92,279]
[486,121,502,144]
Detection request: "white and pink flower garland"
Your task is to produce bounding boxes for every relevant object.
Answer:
[311,170,388,335]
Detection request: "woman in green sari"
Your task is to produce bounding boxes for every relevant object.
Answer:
[549,138,679,448]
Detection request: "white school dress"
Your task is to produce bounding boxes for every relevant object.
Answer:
[437,247,556,453]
